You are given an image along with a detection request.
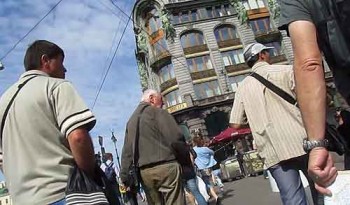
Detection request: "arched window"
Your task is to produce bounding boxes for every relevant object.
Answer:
[180,31,205,48]
[159,63,175,83]
[143,7,162,35]
[164,89,182,107]
[194,80,221,99]
[214,25,239,42]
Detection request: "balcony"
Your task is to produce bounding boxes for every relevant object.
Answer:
[254,29,282,43]
[225,63,249,73]
[183,44,208,55]
[190,69,217,80]
[247,7,270,19]
[270,54,288,64]
[217,38,242,49]
[194,93,235,107]
[150,51,172,71]
[160,78,178,92]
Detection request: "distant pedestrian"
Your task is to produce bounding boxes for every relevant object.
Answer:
[230,43,320,205]
[0,40,96,204]
[120,89,185,205]
[192,134,221,205]
[101,153,122,204]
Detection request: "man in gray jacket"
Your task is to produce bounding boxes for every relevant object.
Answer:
[120,89,185,205]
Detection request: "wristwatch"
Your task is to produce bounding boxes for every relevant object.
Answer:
[302,138,329,152]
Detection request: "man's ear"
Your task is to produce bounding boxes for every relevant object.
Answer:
[40,55,50,70]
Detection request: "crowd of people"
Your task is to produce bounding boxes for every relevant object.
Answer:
[0,1,350,205]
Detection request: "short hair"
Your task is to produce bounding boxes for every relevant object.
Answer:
[141,89,159,102]
[104,153,113,160]
[24,40,64,71]
[246,54,259,68]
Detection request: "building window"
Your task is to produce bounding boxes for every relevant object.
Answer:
[242,0,265,10]
[180,31,205,48]
[214,25,239,42]
[164,89,182,107]
[172,10,200,24]
[229,74,250,92]
[249,17,271,34]
[221,49,245,66]
[187,55,213,72]
[159,63,175,83]
[144,8,162,35]
[206,4,234,18]
[264,41,283,57]
[152,38,168,57]
[194,80,221,99]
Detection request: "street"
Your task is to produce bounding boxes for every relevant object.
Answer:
[133,153,344,205]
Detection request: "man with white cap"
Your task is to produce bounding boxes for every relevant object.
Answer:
[229,43,320,205]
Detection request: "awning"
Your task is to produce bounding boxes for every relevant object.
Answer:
[211,127,251,144]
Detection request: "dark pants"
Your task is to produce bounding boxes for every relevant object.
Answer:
[140,162,185,205]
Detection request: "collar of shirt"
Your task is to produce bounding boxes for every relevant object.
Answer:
[20,70,49,79]
[251,61,270,73]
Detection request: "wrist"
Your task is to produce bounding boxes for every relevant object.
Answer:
[303,138,329,153]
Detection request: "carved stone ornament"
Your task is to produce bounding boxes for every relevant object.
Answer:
[201,105,232,118]
[137,59,149,90]
[160,9,176,43]
[137,31,148,53]
[229,0,248,25]
[268,0,281,19]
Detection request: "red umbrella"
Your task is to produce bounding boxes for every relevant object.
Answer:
[211,127,251,144]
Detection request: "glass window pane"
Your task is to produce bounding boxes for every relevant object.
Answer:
[182,12,189,22]
[248,0,258,9]
[187,58,194,71]
[191,10,197,21]
[257,0,265,8]
[206,7,213,18]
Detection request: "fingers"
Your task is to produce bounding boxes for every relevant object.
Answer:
[315,183,332,196]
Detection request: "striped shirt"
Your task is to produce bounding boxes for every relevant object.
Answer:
[0,70,96,204]
[229,62,306,168]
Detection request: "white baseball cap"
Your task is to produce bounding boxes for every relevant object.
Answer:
[243,43,274,62]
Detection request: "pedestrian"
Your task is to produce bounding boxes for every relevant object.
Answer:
[120,89,185,205]
[181,141,208,205]
[229,43,319,205]
[192,134,221,205]
[101,153,122,204]
[278,0,350,195]
[0,40,97,204]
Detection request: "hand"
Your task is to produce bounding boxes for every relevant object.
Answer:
[308,147,338,195]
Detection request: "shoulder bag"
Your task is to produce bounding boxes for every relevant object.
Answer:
[250,72,350,155]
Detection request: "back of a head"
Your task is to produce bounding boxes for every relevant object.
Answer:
[24,40,64,71]
[243,43,273,68]
[141,89,158,102]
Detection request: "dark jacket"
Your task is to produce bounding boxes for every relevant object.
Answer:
[120,102,184,184]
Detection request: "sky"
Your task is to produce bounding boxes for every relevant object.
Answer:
[0,0,142,181]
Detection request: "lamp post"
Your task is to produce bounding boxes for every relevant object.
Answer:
[111,131,122,170]
[98,136,106,163]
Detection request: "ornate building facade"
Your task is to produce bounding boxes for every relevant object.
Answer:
[132,0,333,139]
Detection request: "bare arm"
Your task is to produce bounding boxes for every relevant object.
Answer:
[289,20,326,141]
[289,20,337,195]
[68,127,96,177]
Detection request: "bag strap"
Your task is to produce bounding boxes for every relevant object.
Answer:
[133,104,149,167]
[250,72,297,106]
[0,76,37,144]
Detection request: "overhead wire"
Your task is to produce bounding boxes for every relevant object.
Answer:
[91,2,132,110]
[95,16,123,100]
[0,0,64,62]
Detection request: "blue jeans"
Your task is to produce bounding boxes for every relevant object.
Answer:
[50,198,65,205]
[268,155,319,205]
[185,178,207,205]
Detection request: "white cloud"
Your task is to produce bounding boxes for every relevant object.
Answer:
[0,0,142,180]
